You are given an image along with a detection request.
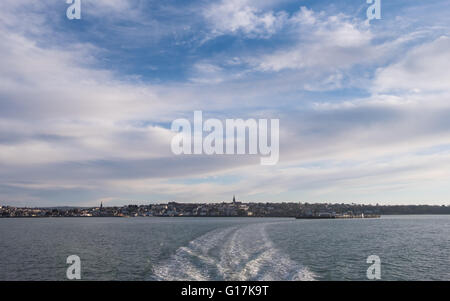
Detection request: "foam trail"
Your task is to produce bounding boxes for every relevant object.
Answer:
[152,221,316,281]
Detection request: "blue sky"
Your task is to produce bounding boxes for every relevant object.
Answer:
[0,0,450,206]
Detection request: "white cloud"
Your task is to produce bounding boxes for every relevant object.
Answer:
[203,0,288,38]
[374,36,450,93]
[250,9,374,72]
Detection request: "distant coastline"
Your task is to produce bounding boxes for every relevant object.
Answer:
[1,200,449,218]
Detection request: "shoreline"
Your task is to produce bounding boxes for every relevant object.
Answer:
[3,214,450,219]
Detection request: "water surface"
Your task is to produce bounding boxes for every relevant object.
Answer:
[0,216,448,280]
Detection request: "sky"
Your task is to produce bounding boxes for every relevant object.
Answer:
[0,0,450,207]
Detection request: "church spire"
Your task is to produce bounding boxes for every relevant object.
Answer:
[232,195,236,204]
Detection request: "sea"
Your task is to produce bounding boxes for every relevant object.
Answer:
[0,215,449,281]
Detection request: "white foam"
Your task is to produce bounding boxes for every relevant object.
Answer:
[152,221,316,281]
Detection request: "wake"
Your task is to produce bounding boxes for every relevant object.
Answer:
[151,221,316,281]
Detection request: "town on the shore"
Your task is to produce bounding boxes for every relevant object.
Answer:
[1,196,449,218]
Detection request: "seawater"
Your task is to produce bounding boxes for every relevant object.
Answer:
[0,216,448,280]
